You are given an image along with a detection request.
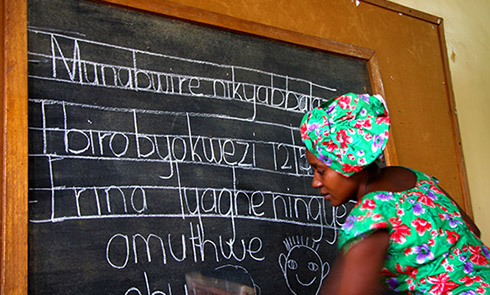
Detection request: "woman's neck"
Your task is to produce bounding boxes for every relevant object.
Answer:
[355,163,380,201]
[361,166,417,196]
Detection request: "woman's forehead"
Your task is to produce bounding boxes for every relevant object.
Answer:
[306,150,327,167]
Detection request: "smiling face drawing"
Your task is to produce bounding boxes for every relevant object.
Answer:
[279,237,328,295]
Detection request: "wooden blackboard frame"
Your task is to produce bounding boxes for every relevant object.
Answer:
[1,0,406,293]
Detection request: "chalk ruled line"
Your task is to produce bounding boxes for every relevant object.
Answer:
[27,146,310,178]
[29,213,337,229]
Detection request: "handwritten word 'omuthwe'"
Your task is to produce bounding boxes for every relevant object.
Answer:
[106,223,264,269]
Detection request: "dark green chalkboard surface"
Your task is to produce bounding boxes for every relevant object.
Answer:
[27,0,372,294]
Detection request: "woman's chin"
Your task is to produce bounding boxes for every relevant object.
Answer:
[324,194,336,205]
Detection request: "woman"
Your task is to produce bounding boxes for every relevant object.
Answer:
[300,93,489,294]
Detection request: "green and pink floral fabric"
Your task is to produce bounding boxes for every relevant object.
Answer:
[339,168,490,294]
[300,93,390,177]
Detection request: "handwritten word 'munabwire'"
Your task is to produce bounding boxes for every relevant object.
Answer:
[28,29,336,113]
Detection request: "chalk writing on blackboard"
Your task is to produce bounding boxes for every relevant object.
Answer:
[29,29,346,231]
[29,29,335,116]
[27,1,369,292]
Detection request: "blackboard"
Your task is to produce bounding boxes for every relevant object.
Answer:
[27,0,373,294]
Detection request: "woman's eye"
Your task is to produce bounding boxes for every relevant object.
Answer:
[316,170,324,176]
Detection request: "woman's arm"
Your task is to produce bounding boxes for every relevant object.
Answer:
[320,230,390,295]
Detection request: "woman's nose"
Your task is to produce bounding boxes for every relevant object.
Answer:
[311,174,322,188]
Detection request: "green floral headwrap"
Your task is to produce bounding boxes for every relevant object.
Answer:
[300,93,390,177]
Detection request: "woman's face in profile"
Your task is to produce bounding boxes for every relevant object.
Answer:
[306,150,360,206]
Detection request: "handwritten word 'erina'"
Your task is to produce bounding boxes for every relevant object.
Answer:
[73,186,148,217]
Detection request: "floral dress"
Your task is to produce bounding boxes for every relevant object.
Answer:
[338,168,490,294]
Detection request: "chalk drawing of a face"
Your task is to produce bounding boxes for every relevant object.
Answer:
[278,236,329,295]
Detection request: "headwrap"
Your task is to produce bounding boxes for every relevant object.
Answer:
[300,93,390,177]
